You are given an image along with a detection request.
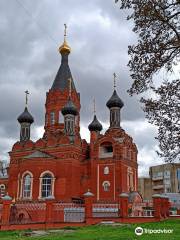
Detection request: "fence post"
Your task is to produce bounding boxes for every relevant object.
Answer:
[164,195,170,217]
[119,193,129,218]
[45,196,55,224]
[152,194,162,219]
[1,195,12,226]
[83,190,94,224]
[161,195,167,218]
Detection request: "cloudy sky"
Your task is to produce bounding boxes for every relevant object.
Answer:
[0,0,164,176]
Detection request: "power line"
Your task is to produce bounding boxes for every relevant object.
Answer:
[15,0,58,46]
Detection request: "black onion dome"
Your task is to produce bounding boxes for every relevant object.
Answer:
[61,97,78,116]
[88,115,102,132]
[17,107,34,124]
[106,90,124,109]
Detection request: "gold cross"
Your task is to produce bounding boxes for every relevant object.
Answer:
[64,23,67,40]
[113,72,117,90]
[25,90,29,106]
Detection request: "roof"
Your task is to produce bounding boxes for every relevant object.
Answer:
[106,90,124,109]
[88,115,102,132]
[17,107,34,124]
[51,52,76,91]
[61,97,78,116]
[24,150,54,159]
[83,190,94,197]
[150,162,180,169]
[119,192,129,198]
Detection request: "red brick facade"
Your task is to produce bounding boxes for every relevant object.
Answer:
[4,37,138,203]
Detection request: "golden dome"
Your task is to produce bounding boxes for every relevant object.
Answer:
[59,24,71,54]
[59,39,71,54]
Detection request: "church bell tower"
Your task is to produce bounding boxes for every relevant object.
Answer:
[44,24,80,137]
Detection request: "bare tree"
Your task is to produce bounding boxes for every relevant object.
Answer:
[115,0,180,161]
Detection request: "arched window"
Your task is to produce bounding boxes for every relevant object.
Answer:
[41,173,53,198]
[20,123,30,141]
[59,111,64,124]
[22,174,32,198]
[64,115,75,135]
[102,181,110,192]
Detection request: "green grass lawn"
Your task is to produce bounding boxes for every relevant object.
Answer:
[0,219,179,240]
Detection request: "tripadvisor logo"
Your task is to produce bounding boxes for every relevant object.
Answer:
[135,226,174,235]
[135,227,143,236]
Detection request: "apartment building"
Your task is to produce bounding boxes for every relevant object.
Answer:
[138,177,152,200]
[149,163,180,194]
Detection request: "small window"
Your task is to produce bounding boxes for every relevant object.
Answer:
[21,126,30,140]
[177,169,180,179]
[50,112,55,125]
[102,181,110,192]
[0,184,6,197]
[105,145,113,153]
[99,142,113,158]
[65,115,75,135]
[59,111,64,124]
[104,166,109,175]
[157,172,163,177]
[25,127,29,138]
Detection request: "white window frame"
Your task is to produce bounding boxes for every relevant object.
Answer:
[104,166,109,175]
[38,171,55,199]
[59,111,64,124]
[20,171,33,199]
[102,181,110,192]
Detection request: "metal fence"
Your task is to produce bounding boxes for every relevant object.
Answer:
[129,202,154,217]
[53,203,85,222]
[93,203,119,218]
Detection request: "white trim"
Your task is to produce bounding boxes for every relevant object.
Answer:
[102,181,110,186]
[97,165,99,201]
[102,181,110,192]
[39,170,55,178]
[20,171,33,200]
[0,184,5,189]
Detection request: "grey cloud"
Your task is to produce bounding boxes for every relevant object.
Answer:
[0,0,160,177]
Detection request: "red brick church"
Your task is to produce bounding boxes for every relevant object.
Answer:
[4,28,139,204]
